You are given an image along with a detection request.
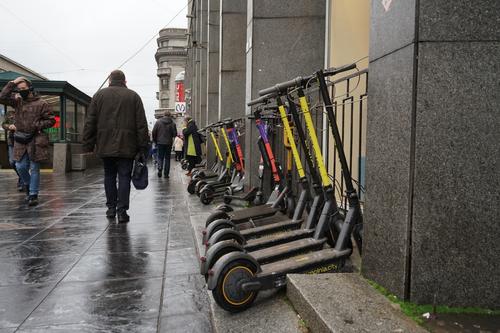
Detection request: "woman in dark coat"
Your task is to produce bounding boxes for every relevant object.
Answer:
[182,116,202,175]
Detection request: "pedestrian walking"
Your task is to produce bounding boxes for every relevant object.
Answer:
[173,134,184,161]
[0,76,55,206]
[152,111,177,178]
[83,70,149,223]
[182,116,202,176]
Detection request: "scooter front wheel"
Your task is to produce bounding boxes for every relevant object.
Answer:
[206,211,230,227]
[212,259,258,313]
[200,188,214,205]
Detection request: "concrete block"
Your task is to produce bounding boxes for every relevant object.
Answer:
[53,143,71,173]
[287,274,427,333]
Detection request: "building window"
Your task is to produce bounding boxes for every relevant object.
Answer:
[161,79,170,90]
[161,61,168,68]
[161,99,169,108]
[161,41,169,47]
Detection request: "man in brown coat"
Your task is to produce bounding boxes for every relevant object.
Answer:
[0,77,55,206]
[83,70,149,223]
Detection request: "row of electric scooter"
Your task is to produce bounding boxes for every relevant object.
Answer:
[188,63,364,312]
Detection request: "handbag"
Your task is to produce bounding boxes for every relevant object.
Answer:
[132,159,149,190]
[13,131,35,144]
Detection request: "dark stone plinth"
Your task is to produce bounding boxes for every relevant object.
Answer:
[364,0,500,309]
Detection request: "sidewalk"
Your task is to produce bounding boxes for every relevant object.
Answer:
[0,162,211,333]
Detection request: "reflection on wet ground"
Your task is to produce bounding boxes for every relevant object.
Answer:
[423,313,500,333]
[0,164,212,333]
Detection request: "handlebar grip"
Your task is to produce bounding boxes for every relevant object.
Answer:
[247,93,274,106]
[323,63,357,76]
[258,77,300,96]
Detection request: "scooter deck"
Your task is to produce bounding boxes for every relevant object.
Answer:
[240,218,303,239]
[244,228,314,252]
[259,247,352,276]
[229,205,279,223]
[198,171,218,178]
[250,237,325,265]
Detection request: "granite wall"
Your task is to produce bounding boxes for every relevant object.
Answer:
[363,0,500,308]
[244,0,326,188]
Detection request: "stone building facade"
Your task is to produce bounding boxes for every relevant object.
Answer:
[155,28,188,119]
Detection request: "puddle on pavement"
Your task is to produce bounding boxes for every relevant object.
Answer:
[423,313,500,333]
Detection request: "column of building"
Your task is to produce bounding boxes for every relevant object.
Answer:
[362,0,500,308]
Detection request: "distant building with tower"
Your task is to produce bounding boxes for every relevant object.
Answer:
[155,28,188,122]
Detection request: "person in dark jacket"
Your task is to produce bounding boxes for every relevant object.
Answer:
[0,77,55,206]
[182,116,202,176]
[152,111,177,178]
[83,70,149,223]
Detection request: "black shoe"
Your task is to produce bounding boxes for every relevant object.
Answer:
[158,170,162,177]
[28,195,38,206]
[17,184,24,192]
[106,207,116,218]
[24,185,30,202]
[117,211,130,223]
[164,174,169,178]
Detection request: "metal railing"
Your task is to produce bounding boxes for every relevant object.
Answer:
[325,69,368,207]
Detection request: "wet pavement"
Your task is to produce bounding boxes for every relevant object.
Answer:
[0,163,212,333]
[423,314,500,333]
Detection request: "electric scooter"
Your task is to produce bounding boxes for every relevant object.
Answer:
[206,64,363,313]
[203,108,294,225]
[194,121,236,196]
[202,99,315,246]
[200,91,332,275]
[187,123,226,194]
[199,119,245,204]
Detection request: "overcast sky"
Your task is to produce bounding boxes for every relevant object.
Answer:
[0,0,188,127]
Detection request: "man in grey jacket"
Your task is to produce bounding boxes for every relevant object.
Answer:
[152,111,177,178]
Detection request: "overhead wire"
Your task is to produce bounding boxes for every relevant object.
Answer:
[97,0,193,90]
[0,2,84,70]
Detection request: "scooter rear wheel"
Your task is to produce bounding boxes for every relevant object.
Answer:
[196,181,207,195]
[223,187,233,204]
[187,180,197,194]
[286,196,296,218]
[212,259,258,313]
[326,216,353,249]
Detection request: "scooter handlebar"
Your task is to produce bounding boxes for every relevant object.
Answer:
[257,63,357,96]
[247,93,275,106]
[258,76,308,96]
[323,63,357,77]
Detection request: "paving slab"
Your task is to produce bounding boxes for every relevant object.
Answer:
[0,163,213,332]
[287,273,427,333]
